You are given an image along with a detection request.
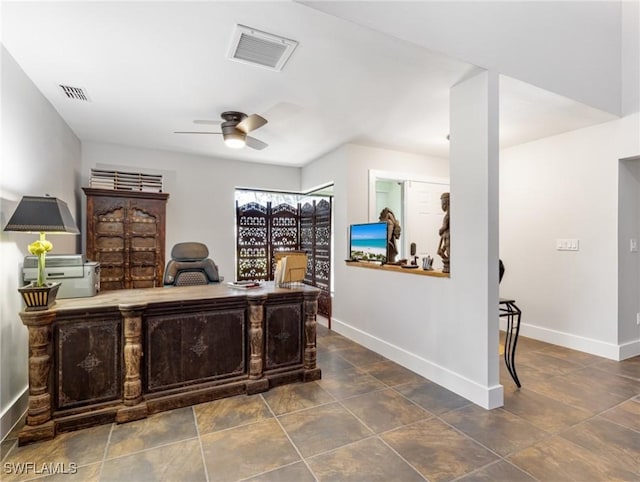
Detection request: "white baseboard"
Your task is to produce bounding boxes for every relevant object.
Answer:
[500,319,639,361]
[1,386,28,441]
[331,317,504,409]
[619,339,640,360]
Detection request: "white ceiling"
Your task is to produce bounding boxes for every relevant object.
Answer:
[2,1,617,167]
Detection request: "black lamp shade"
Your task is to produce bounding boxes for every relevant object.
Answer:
[3,196,80,234]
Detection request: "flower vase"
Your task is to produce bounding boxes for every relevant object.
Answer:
[18,282,61,311]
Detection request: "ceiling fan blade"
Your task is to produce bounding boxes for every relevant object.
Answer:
[174,131,222,135]
[245,136,268,150]
[236,114,267,134]
[193,120,222,125]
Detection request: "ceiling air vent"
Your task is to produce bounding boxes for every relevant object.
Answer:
[59,84,90,101]
[227,25,298,72]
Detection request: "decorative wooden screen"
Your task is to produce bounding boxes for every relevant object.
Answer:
[236,202,269,280]
[269,203,300,279]
[236,197,332,321]
[300,199,332,319]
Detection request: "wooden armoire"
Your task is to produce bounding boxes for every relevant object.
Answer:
[83,188,169,291]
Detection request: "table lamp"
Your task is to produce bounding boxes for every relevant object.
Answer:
[4,195,80,309]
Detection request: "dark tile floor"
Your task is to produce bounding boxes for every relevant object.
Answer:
[2,325,639,481]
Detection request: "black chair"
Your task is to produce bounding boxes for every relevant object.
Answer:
[164,242,222,286]
[499,260,522,387]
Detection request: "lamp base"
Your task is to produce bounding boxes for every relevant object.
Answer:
[18,282,61,311]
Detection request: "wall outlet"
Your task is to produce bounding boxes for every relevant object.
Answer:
[637,313,640,325]
[556,239,579,251]
[631,238,638,253]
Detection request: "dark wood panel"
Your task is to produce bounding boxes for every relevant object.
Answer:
[144,309,247,392]
[269,203,300,279]
[55,317,122,410]
[301,198,332,321]
[318,290,331,319]
[265,302,302,370]
[236,202,269,281]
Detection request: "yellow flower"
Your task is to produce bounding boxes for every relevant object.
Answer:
[28,239,53,255]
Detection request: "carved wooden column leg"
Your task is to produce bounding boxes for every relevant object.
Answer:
[247,295,269,394]
[18,311,56,445]
[303,291,322,382]
[116,303,148,423]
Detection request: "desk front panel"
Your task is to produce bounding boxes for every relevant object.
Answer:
[54,313,123,411]
[144,307,247,393]
[265,302,303,371]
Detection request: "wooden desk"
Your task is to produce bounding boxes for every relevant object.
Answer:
[18,282,320,445]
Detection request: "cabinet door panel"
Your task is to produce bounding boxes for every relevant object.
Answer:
[55,318,122,410]
[96,222,125,236]
[146,318,182,390]
[131,251,156,264]
[144,309,246,393]
[131,237,157,249]
[100,265,125,278]
[132,280,155,289]
[131,222,158,235]
[97,251,125,264]
[265,303,303,370]
[131,266,156,282]
[102,281,125,291]
[182,311,246,381]
[96,237,125,250]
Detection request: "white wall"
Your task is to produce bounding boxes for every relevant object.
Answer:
[81,142,301,281]
[500,113,640,359]
[622,0,640,116]
[303,138,505,408]
[0,47,81,439]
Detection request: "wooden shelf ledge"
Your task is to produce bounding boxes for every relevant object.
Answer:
[345,261,449,278]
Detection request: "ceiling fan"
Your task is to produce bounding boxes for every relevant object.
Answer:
[175,111,268,150]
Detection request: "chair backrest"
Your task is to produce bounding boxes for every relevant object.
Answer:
[164,242,221,286]
[174,271,209,286]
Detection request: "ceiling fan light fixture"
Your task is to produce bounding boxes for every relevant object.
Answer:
[224,132,246,149]
[176,111,268,150]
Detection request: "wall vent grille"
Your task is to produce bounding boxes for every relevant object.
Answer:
[227,25,298,72]
[59,85,90,101]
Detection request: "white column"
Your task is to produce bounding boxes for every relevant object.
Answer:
[449,69,501,408]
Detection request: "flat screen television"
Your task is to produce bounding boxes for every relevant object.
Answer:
[349,222,388,263]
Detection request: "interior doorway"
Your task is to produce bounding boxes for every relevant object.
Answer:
[618,155,640,352]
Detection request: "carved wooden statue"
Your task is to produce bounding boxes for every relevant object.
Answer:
[437,192,450,273]
[379,207,401,263]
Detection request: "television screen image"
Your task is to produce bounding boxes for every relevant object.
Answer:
[349,222,388,262]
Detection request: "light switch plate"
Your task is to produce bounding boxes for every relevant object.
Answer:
[631,238,638,253]
[557,239,579,251]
